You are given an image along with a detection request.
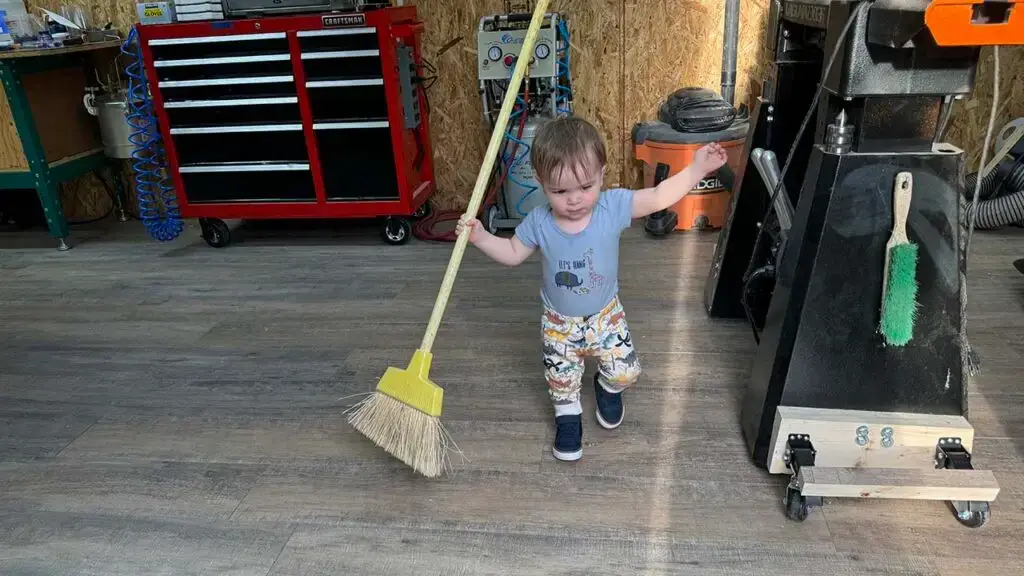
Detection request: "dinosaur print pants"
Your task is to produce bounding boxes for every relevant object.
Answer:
[541,295,641,405]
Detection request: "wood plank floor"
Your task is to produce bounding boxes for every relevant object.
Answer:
[1,219,1023,575]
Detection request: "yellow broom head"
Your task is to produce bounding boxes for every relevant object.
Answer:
[346,350,453,478]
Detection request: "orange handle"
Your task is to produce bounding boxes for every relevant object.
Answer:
[925,0,1024,46]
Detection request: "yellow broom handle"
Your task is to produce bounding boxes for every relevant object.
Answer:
[419,0,551,353]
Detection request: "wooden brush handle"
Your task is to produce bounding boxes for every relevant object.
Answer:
[891,172,913,243]
[419,0,551,353]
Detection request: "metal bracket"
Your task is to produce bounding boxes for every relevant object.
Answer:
[784,434,817,474]
[784,434,822,508]
[935,437,973,470]
[396,44,422,130]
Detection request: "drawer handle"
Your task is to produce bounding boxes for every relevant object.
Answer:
[149,32,287,46]
[297,27,376,37]
[300,50,379,60]
[155,54,291,67]
[314,121,389,130]
[160,75,294,88]
[306,78,383,88]
[164,97,298,108]
[180,163,310,173]
[171,124,304,135]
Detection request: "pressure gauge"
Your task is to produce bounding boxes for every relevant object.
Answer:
[488,46,502,61]
[535,43,550,59]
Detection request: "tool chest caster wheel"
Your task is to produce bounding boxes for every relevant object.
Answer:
[382,216,411,245]
[785,487,810,522]
[484,204,500,235]
[200,218,231,248]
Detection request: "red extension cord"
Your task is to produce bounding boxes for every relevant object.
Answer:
[412,81,531,242]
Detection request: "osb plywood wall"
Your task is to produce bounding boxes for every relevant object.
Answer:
[8,0,1024,218]
[414,0,772,208]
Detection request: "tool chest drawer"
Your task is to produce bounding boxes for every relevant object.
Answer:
[307,83,387,121]
[154,57,296,83]
[300,53,383,81]
[164,101,302,128]
[181,166,317,203]
[171,127,308,164]
[316,124,399,200]
[297,27,379,53]
[149,32,290,60]
[158,77,298,100]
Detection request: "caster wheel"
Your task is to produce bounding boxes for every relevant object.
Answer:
[382,217,411,245]
[951,502,990,528]
[956,509,989,528]
[413,200,432,219]
[200,218,231,248]
[484,204,500,235]
[785,487,809,522]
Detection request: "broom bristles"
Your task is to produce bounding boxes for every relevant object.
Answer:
[346,392,457,478]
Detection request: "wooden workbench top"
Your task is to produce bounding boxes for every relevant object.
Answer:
[0,39,122,60]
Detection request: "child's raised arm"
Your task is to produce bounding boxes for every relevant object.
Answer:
[631,142,728,219]
[458,217,536,266]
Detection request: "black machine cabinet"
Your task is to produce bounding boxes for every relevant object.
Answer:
[705,0,982,468]
[743,147,967,465]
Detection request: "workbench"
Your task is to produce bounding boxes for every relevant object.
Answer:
[0,40,127,250]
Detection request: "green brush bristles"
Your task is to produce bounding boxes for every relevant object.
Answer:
[880,242,919,346]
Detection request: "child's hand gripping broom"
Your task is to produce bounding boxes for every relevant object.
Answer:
[346,0,552,478]
[879,171,919,346]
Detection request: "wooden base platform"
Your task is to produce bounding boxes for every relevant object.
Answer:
[770,405,1000,527]
[797,467,1000,502]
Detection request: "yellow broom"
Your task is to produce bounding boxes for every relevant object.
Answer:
[347,0,552,478]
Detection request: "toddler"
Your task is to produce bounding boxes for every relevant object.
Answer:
[457,116,727,461]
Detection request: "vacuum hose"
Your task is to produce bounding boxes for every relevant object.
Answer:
[963,156,1024,229]
[121,27,184,242]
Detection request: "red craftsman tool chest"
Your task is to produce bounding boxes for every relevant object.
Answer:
[136,7,434,246]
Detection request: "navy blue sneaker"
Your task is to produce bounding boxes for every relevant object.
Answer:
[594,373,624,429]
[552,414,583,461]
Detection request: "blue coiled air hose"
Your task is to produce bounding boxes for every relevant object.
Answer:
[556,19,571,114]
[121,27,185,242]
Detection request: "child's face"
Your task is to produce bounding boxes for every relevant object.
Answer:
[541,158,605,221]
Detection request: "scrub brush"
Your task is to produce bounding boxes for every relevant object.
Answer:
[879,171,918,346]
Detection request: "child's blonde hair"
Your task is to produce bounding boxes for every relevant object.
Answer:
[530,116,607,186]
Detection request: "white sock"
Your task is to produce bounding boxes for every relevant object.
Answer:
[554,399,583,417]
[597,375,622,394]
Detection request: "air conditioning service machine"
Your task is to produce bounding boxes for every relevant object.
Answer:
[476,2,573,233]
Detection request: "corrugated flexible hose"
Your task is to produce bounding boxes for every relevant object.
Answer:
[963,154,1024,229]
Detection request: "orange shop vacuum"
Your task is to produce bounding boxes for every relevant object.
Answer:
[632,87,749,233]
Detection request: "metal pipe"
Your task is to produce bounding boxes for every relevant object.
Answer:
[721,0,740,105]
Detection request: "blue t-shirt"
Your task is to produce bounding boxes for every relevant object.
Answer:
[515,188,634,317]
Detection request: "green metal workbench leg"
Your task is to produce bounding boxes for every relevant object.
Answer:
[104,159,128,222]
[0,60,71,250]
